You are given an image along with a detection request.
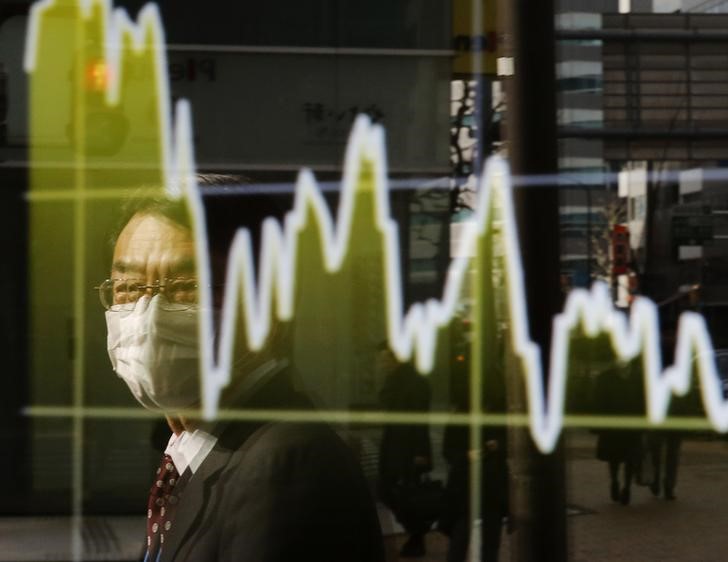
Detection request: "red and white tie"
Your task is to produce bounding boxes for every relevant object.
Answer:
[145,454,182,561]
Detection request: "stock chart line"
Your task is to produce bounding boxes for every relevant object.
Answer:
[26,0,728,456]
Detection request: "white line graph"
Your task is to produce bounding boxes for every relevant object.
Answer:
[190,114,728,454]
[26,0,728,455]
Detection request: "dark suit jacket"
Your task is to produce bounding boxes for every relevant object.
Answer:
[159,374,384,562]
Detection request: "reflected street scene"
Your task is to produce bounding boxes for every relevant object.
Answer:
[5,1,728,561]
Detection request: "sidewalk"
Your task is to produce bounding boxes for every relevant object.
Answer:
[3,432,728,561]
[382,432,728,561]
[566,432,728,562]
[0,516,144,562]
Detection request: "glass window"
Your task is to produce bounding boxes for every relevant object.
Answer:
[4,2,728,561]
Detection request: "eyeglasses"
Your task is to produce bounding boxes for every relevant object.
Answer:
[95,278,199,311]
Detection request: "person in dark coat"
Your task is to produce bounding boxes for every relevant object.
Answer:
[646,430,681,500]
[158,369,385,562]
[643,332,685,500]
[439,361,509,562]
[102,188,385,561]
[594,362,643,505]
[377,347,432,558]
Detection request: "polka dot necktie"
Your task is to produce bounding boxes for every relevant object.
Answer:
[145,454,182,562]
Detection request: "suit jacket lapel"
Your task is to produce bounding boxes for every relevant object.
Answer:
[160,444,232,562]
[159,372,308,561]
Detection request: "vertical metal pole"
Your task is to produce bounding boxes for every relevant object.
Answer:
[503,0,568,560]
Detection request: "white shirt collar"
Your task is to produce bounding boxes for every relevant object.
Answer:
[164,428,218,475]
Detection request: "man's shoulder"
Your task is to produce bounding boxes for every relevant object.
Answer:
[244,420,346,451]
[224,421,361,481]
[205,422,384,562]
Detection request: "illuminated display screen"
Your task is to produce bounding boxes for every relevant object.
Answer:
[5,0,728,560]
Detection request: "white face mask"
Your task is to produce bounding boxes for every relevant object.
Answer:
[105,295,200,411]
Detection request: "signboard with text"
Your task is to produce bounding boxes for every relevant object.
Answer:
[452,0,497,76]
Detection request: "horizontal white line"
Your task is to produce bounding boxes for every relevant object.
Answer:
[167,44,455,58]
[22,406,717,430]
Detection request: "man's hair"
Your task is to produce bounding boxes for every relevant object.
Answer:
[109,173,247,247]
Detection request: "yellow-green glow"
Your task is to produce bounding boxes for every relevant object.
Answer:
[26,0,728,449]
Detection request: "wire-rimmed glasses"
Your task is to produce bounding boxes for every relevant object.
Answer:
[95,278,199,311]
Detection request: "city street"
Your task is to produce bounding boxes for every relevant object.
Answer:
[3,431,728,561]
[383,431,728,562]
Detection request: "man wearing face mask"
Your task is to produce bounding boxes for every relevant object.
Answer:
[99,178,384,562]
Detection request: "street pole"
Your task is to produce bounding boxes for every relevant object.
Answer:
[502,0,568,560]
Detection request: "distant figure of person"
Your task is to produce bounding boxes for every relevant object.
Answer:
[595,363,643,505]
[646,430,681,500]
[643,337,683,501]
[377,346,432,558]
[439,361,509,562]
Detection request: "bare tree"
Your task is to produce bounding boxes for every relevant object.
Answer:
[590,198,628,286]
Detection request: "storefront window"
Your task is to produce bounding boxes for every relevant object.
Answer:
[3,1,728,561]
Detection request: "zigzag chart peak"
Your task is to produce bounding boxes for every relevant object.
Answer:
[26,0,728,453]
